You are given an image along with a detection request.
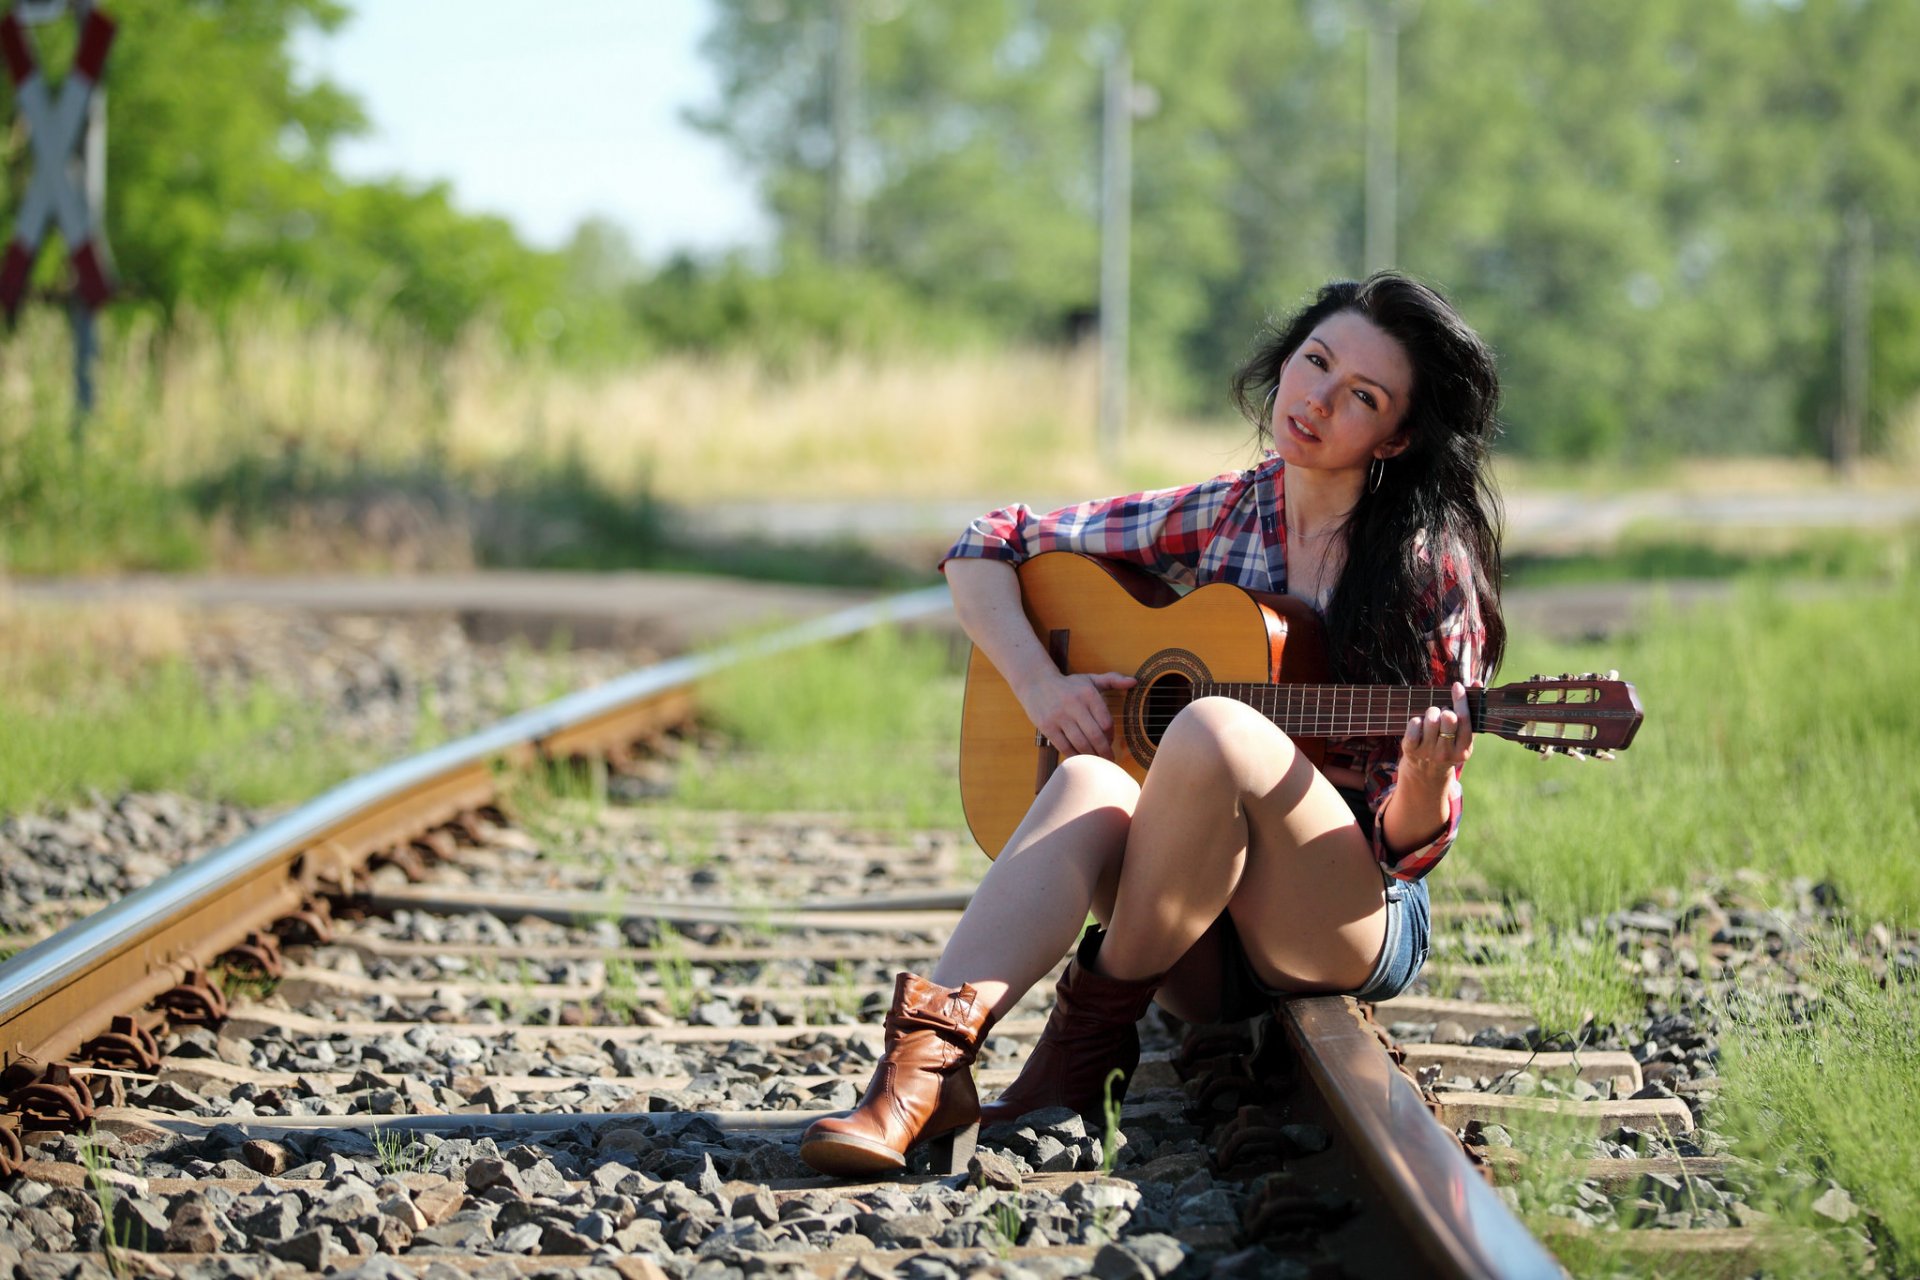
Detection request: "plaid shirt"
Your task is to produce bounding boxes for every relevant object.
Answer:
[940,453,1488,881]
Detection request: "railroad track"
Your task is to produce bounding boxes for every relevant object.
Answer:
[0,590,1753,1279]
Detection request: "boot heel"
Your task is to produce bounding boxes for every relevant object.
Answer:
[929,1121,978,1175]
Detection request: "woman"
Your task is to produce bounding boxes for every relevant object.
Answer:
[800,271,1506,1177]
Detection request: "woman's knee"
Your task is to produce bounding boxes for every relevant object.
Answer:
[1049,753,1141,806]
[1161,697,1296,780]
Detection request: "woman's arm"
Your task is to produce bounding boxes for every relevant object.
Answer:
[1378,680,1471,855]
[945,558,1135,760]
[1362,537,1488,878]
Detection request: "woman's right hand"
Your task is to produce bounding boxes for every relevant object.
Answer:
[1016,669,1137,759]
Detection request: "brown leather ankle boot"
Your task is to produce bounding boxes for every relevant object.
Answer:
[980,926,1162,1127]
[799,972,991,1177]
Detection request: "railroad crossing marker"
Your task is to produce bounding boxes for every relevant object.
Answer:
[0,0,117,324]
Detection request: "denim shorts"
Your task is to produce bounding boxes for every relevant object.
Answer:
[1213,790,1433,1019]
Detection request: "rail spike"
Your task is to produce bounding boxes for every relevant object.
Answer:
[155,968,230,1026]
[5,1062,95,1130]
[80,1014,162,1073]
[217,930,285,980]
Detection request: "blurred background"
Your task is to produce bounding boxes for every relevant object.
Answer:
[3,0,1917,582]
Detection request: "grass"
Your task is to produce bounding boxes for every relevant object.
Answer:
[653,924,697,1020]
[1466,573,1920,927]
[79,1137,131,1273]
[1714,934,1920,1276]
[1505,520,1918,589]
[671,623,966,829]
[371,1126,428,1176]
[0,293,1256,578]
[0,600,366,816]
[499,757,608,858]
[1476,924,1644,1046]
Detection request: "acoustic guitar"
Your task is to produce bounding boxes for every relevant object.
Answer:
[958,553,1643,859]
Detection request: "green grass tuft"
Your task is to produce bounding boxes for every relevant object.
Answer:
[673,624,965,828]
[1469,575,1920,928]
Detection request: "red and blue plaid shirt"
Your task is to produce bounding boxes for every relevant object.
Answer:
[939,453,1488,880]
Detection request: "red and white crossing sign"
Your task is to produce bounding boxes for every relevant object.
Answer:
[1,1,117,323]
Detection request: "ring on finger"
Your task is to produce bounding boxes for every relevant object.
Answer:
[1438,731,1458,740]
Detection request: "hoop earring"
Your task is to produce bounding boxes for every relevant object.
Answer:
[1367,456,1386,494]
[1261,385,1278,422]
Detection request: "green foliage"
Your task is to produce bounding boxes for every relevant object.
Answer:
[0,415,205,575]
[1469,570,1920,927]
[696,0,1920,457]
[0,644,357,816]
[0,1,583,355]
[626,246,986,364]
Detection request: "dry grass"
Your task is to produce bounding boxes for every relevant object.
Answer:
[0,595,193,712]
[5,295,1256,506]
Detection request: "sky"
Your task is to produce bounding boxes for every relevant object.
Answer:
[292,0,769,259]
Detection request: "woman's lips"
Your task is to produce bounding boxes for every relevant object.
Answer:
[1286,414,1321,443]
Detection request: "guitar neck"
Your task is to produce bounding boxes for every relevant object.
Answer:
[1200,683,1482,739]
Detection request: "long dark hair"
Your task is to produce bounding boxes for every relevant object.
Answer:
[1229,272,1506,684]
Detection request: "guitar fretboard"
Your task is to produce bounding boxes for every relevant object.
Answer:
[1193,683,1486,738]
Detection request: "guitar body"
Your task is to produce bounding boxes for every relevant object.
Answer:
[959,553,1330,859]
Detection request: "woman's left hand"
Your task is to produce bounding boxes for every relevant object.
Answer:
[1398,680,1473,788]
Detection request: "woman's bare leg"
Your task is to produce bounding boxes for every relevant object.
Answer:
[1097,697,1388,1006]
[929,755,1136,1018]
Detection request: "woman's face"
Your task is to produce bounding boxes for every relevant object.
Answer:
[1270,310,1414,478]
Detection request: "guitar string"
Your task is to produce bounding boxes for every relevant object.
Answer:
[1093,687,1611,742]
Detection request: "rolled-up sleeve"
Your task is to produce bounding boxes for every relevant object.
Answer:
[1358,539,1489,881]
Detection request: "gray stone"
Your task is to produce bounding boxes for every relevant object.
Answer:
[330,1258,416,1280]
[1107,1233,1187,1277]
[496,1221,545,1253]
[413,1213,496,1249]
[731,1189,779,1226]
[967,1148,1023,1191]
[110,1194,173,1251]
[1811,1183,1859,1224]
[465,1157,527,1197]
[233,1194,302,1243]
[1089,1243,1154,1280]
[574,1210,617,1242]
[266,1226,340,1270]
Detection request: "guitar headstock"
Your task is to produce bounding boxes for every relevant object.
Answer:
[1480,671,1643,759]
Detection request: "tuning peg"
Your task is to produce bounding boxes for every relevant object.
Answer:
[1607,669,1620,681]
[1593,750,1616,761]
[1567,748,1589,762]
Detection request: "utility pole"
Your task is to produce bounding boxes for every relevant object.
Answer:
[1363,0,1406,273]
[1836,205,1872,478]
[826,0,861,263]
[1097,42,1131,467]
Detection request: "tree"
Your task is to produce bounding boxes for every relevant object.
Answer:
[693,0,1920,458]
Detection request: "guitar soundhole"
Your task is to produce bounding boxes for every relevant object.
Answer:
[1143,675,1194,745]
[1122,648,1211,766]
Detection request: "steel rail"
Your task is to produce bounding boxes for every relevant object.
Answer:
[1282,997,1565,1280]
[0,586,953,1069]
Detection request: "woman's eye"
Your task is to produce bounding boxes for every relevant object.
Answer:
[1305,353,1327,369]
[1355,389,1377,409]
